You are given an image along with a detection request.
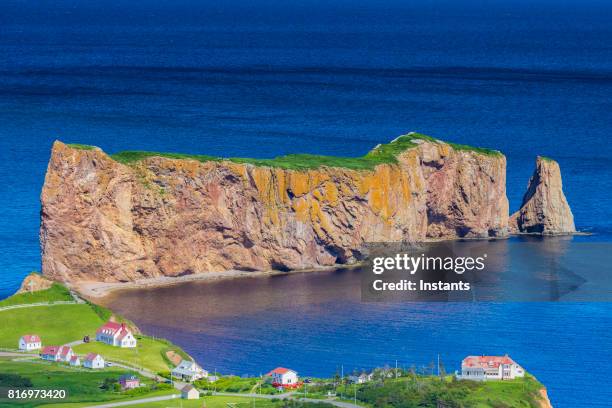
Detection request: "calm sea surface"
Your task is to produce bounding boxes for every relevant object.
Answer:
[0,1,611,406]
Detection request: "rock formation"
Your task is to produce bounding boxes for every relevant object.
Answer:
[509,156,575,234]
[17,272,54,293]
[40,134,509,283]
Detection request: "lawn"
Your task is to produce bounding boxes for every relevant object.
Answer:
[0,357,158,407]
[69,132,502,171]
[121,395,333,408]
[0,304,103,349]
[0,283,72,308]
[73,335,180,373]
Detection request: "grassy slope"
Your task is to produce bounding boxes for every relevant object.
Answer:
[70,133,502,171]
[73,336,178,373]
[0,358,149,407]
[0,287,188,373]
[0,304,103,348]
[0,283,73,307]
[352,375,544,408]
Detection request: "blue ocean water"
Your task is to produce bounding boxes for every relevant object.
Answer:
[0,1,611,406]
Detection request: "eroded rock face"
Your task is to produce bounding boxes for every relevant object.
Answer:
[40,140,508,283]
[17,272,54,293]
[509,156,575,234]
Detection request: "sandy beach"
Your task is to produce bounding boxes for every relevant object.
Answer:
[74,265,353,299]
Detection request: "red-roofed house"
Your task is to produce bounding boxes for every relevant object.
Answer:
[458,355,525,381]
[83,353,105,369]
[19,335,41,351]
[40,345,73,362]
[95,321,137,348]
[40,346,61,361]
[70,355,81,366]
[266,367,298,387]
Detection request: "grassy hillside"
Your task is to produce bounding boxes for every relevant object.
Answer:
[347,374,545,408]
[0,283,72,308]
[0,357,171,407]
[0,286,188,373]
[73,336,181,373]
[0,304,103,348]
[70,133,502,171]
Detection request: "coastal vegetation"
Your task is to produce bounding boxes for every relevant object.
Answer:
[0,283,72,307]
[70,133,502,170]
[0,357,170,407]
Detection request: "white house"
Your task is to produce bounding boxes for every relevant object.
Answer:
[83,353,105,369]
[40,346,61,361]
[348,372,373,384]
[95,322,137,348]
[69,355,81,366]
[181,384,200,400]
[40,345,73,362]
[267,367,299,387]
[458,355,525,381]
[19,335,41,351]
[171,359,208,382]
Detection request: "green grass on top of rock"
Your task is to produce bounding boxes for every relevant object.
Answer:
[0,283,72,308]
[539,155,556,162]
[67,143,97,151]
[76,132,502,171]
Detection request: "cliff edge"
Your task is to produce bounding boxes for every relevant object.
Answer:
[509,156,575,234]
[40,134,509,283]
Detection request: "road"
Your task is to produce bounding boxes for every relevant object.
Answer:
[82,394,179,407]
[0,300,77,312]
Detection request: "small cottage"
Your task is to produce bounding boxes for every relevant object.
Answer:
[181,384,199,400]
[171,359,208,382]
[40,345,73,362]
[19,335,41,351]
[119,374,140,389]
[69,355,81,366]
[83,353,105,369]
[266,367,299,387]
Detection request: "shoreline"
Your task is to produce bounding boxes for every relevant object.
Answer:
[71,232,591,300]
[74,264,355,300]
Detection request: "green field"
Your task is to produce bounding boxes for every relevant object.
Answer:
[0,304,103,348]
[0,283,72,308]
[0,357,169,407]
[73,335,181,373]
[0,286,189,374]
[70,132,502,171]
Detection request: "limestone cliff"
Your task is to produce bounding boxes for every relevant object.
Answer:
[40,134,509,283]
[509,156,575,234]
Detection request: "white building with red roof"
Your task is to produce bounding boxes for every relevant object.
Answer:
[266,367,299,387]
[19,334,41,351]
[70,355,81,366]
[458,355,525,381]
[83,353,105,369]
[95,321,137,348]
[40,345,74,362]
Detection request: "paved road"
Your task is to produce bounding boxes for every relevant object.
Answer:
[107,361,161,381]
[83,394,179,408]
[0,301,77,312]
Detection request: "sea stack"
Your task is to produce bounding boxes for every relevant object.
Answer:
[509,156,575,234]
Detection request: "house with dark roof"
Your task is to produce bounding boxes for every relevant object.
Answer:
[95,321,137,348]
[119,374,140,389]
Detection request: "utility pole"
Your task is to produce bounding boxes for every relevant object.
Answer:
[437,354,440,377]
[395,360,398,378]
